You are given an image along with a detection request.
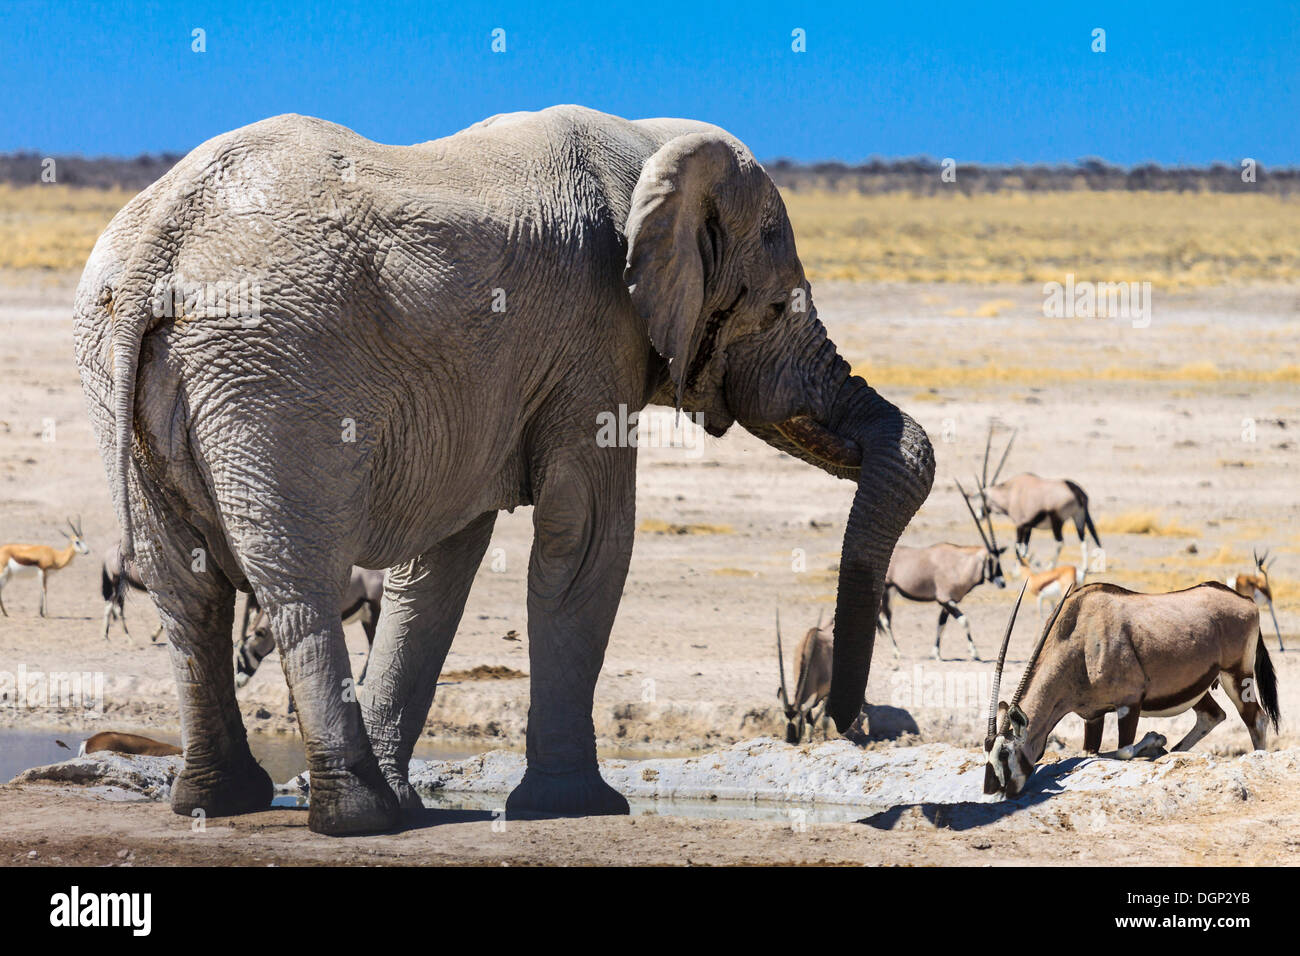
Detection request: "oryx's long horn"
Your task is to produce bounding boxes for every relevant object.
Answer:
[987,581,1029,743]
[1267,598,1284,653]
[1007,583,1075,718]
[991,429,1017,486]
[776,608,791,709]
[981,424,994,489]
[980,484,1000,553]
[956,478,993,552]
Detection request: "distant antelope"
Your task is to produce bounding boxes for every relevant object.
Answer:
[984,580,1280,799]
[235,566,385,693]
[1015,553,1086,620]
[0,517,90,617]
[875,479,1007,661]
[100,537,162,641]
[78,731,182,757]
[1227,548,1283,652]
[775,609,833,743]
[968,426,1101,568]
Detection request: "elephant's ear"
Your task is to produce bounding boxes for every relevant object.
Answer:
[624,133,759,409]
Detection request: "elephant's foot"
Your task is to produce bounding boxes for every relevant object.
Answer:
[505,766,629,819]
[171,754,273,819]
[378,762,425,812]
[307,754,401,836]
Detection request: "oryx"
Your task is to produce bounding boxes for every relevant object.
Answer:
[776,609,833,743]
[234,567,386,696]
[875,479,1007,661]
[969,425,1101,569]
[984,580,1280,799]
[101,537,162,641]
[1227,548,1283,652]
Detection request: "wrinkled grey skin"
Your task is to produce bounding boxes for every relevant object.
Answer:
[73,106,935,835]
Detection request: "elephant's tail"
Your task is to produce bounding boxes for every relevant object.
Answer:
[107,235,171,567]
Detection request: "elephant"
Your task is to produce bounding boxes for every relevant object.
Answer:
[72,106,935,835]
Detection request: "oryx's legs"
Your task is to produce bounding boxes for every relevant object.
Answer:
[1073,517,1091,573]
[933,607,949,659]
[947,600,978,660]
[38,569,47,617]
[1220,670,1269,750]
[1171,693,1225,751]
[1015,525,1033,563]
[1116,702,1142,749]
[1048,515,1064,565]
[876,587,901,659]
[1082,716,1104,754]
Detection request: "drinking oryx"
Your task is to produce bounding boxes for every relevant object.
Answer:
[101,537,163,641]
[0,517,90,617]
[875,479,1007,661]
[968,426,1101,569]
[775,609,833,743]
[1227,548,1283,652]
[983,580,1280,799]
[234,566,386,694]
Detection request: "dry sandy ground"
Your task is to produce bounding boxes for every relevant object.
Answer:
[1,270,1298,864]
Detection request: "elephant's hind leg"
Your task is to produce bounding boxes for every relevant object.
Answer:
[359,512,497,810]
[260,571,400,835]
[131,486,272,819]
[506,448,634,819]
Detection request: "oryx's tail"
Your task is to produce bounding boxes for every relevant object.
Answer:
[1083,509,1101,548]
[101,564,115,604]
[1254,631,1280,731]
[1065,480,1102,548]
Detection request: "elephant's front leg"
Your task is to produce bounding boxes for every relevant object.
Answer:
[506,448,635,818]
[359,512,497,809]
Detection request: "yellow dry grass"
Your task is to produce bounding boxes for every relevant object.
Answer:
[3,184,1298,289]
[1096,510,1200,537]
[782,190,1300,288]
[638,519,733,535]
[857,361,1300,388]
[0,185,134,271]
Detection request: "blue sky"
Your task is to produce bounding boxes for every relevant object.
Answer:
[2,0,1296,164]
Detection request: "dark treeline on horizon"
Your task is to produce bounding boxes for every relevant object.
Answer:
[1,151,1297,195]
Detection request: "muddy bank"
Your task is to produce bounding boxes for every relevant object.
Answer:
[7,740,1300,866]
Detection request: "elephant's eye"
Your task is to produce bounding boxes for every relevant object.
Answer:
[765,300,786,326]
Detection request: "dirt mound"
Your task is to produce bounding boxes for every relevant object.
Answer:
[440,665,528,681]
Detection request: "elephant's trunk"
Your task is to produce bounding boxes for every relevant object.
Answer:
[747,373,935,732]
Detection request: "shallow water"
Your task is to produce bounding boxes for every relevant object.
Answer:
[0,727,479,785]
[2,727,870,823]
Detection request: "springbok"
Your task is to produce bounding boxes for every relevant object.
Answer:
[79,731,183,757]
[100,537,163,641]
[1227,548,1283,652]
[983,580,1280,799]
[0,517,90,617]
[969,426,1101,569]
[234,566,385,692]
[775,609,833,743]
[1015,553,1086,620]
[875,479,1007,661]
